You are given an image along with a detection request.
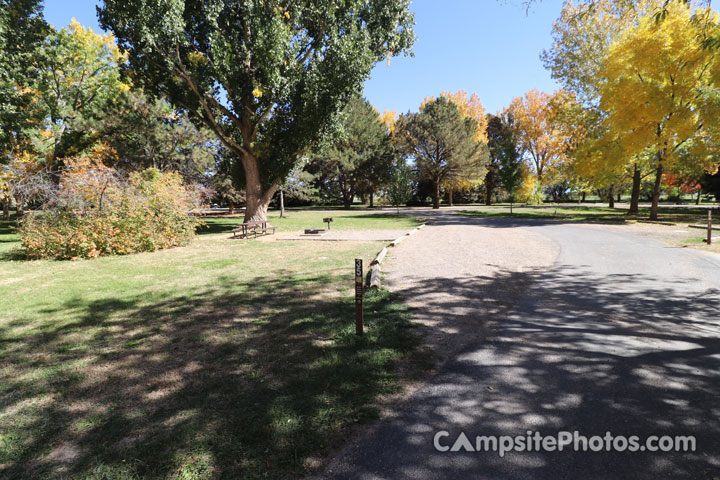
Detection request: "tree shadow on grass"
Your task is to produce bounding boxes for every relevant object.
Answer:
[0,220,19,244]
[323,264,720,479]
[455,209,629,225]
[0,219,17,234]
[343,213,415,220]
[0,249,25,261]
[195,218,242,236]
[450,205,711,225]
[0,272,429,479]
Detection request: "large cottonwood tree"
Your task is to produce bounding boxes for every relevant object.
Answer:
[99,0,415,222]
[541,0,656,106]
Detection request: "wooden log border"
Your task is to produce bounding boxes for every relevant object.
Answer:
[367,223,426,289]
[688,224,720,231]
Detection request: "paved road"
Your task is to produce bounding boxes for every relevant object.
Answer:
[320,214,720,480]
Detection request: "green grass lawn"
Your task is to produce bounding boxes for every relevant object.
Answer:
[196,210,420,237]
[457,205,713,224]
[458,205,628,222]
[0,212,428,479]
[0,219,20,258]
[456,205,720,254]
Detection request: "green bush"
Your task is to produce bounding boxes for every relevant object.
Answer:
[20,168,200,260]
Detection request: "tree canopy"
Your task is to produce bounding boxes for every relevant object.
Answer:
[506,89,570,185]
[89,90,216,182]
[307,96,394,209]
[396,96,484,209]
[32,19,130,169]
[598,1,720,218]
[0,0,48,158]
[487,113,523,204]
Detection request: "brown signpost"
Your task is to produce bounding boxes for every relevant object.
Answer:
[708,210,713,246]
[355,258,364,336]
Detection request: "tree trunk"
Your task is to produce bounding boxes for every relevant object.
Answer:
[369,191,374,208]
[242,152,278,223]
[608,184,615,209]
[2,196,8,220]
[341,185,353,209]
[629,164,641,215]
[650,162,664,221]
[581,191,586,203]
[246,200,269,222]
[280,189,285,218]
[617,192,621,202]
[484,170,493,206]
[448,189,454,207]
[15,195,24,217]
[228,198,235,215]
[432,179,440,209]
[48,121,66,183]
[696,190,701,205]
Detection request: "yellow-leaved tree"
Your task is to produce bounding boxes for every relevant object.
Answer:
[379,110,398,136]
[32,19,130,171]
[505,89,571,191]
[543,0,665,212]
[436,91,488,144]
[599,1,720,219]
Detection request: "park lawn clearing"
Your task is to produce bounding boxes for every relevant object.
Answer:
[0,219,19,258]
[605,222,720,255]
[458,205,623,222]
[457,206,720,254]
[0,213,428,479]
[196,209,420,237]
[457,205,714,224]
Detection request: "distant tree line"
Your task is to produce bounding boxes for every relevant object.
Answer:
[3,0,719,236]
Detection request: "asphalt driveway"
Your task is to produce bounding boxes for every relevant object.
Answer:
[320,214,720,479]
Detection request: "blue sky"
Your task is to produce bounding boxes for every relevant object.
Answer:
[43,0,564,115]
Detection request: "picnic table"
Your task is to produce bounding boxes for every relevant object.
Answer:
[233,221,276,239]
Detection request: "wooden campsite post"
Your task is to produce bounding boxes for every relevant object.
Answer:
[355,259,364,335]
[708,210,713,246]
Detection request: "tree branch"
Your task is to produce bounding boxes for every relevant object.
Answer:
[172,43,251,157]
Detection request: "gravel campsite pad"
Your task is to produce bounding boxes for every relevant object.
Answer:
[383,214,560,360]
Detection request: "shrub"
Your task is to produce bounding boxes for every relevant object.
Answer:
[20,166,200,260]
